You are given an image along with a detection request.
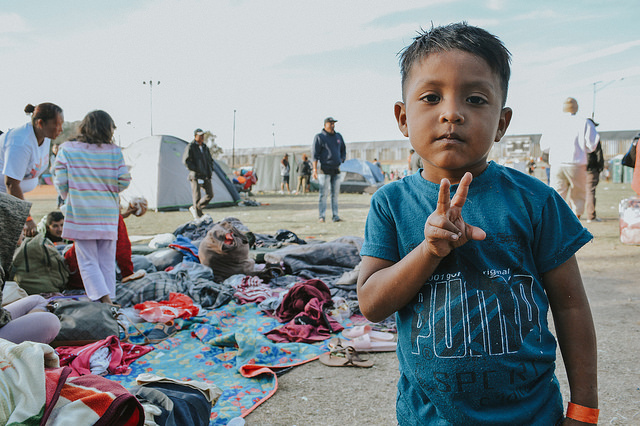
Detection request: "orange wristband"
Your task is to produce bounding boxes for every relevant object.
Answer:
[566,402,599,424]
[26,216,33,222]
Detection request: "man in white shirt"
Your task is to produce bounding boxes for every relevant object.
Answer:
[540,97,600,218]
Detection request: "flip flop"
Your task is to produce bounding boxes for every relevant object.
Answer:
[319,345,373,368]
[342,325,395,342]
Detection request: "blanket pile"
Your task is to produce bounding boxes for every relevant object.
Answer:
[107,301,344,425]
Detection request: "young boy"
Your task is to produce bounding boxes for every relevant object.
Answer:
[358,23,598,425]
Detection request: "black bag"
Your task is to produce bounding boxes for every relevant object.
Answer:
[622,136,638,168]
[48,298,121,347]
[320,165,340,175]
[587,142,605,173]
[298,160,312,176]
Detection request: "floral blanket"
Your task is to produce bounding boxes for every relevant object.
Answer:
[107,302,338,425]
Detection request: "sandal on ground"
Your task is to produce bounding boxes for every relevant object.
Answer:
[121,319,177,345]
[342,325,395,341]
[330,335,397,353]
[319,344,373,368]
[143,322,178,344]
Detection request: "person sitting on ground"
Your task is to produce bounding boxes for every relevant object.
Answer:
[232,169,258,195]
[41,211,68,244]
[358,23,597,425]
[0,192,61,344]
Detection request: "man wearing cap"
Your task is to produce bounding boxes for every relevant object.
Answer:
[312,117,346,222]
[183,128,214,219]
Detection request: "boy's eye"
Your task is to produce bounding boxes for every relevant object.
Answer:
[467,96,488,105]
[421,94,440,103]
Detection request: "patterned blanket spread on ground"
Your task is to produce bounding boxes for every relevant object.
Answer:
[106,302,340,425]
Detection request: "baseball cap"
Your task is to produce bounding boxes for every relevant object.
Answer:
[194,128,205,135]
[324,117,338,124]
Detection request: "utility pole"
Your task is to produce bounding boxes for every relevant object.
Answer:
[591,77,624,120]
[232,109,236,169]
[143,80,160,135]
[272,122,276,147]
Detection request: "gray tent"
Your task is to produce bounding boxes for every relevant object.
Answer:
[120,135,240,211]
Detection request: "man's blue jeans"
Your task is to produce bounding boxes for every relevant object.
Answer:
[318,173,341,221]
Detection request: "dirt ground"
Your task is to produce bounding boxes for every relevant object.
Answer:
[26,182,640,425]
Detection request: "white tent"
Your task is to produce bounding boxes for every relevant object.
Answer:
[120,135,240,211]
[253,152,301,193]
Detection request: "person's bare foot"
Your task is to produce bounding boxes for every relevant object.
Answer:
[98,295,119,307]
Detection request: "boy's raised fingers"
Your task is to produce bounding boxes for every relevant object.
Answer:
[451,172,473,208]
[435,178,451,214]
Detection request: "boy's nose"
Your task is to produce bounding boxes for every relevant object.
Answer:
[439,101,464,124]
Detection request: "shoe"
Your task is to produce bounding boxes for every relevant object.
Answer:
[318,218,325,223]
[342,325,395,342]
[586,218,602,223]
[143,322,178,344]
[332,217,343,222]
[189,206,198,219]
[330,335,397,353]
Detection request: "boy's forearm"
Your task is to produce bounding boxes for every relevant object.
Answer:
[544,257,598,410]
[357,242,444,322]
[553,303,598,409]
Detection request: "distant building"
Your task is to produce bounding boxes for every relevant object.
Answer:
[220,130,639,169]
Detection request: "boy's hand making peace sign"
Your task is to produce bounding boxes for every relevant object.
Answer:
[424,172,487,258]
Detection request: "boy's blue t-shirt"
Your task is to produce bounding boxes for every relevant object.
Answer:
[361,162,592,425]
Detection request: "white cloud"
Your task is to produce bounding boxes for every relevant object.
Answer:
[0,13,29,33]
[486,0,505,11]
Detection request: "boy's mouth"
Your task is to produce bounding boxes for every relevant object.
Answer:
[436,132,463,143]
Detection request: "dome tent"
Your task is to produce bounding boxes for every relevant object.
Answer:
[120,135,240,211]
[339,158,385,194]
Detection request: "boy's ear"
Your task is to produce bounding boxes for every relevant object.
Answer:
[394,101,409,137]
[494,107,513,142]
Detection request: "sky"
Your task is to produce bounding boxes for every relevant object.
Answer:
[1,0,639,152]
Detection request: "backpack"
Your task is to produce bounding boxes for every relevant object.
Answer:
[11,233,69,294]
[298,160,312,176]
[587,141,604,173]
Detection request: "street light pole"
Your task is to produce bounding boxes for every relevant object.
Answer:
[143,80,160,135]
[232,109,236,169]
[591,77,624,120]
[272,123,276,147]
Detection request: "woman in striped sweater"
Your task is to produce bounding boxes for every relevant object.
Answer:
[54,110,131,304]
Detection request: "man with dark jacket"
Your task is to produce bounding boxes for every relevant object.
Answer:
[183,128,214,219]
[312,117,346,222]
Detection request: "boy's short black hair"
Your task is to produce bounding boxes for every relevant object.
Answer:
[399,22,512,106]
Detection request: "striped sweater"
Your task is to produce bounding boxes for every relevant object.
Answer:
[54,141,131,240]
